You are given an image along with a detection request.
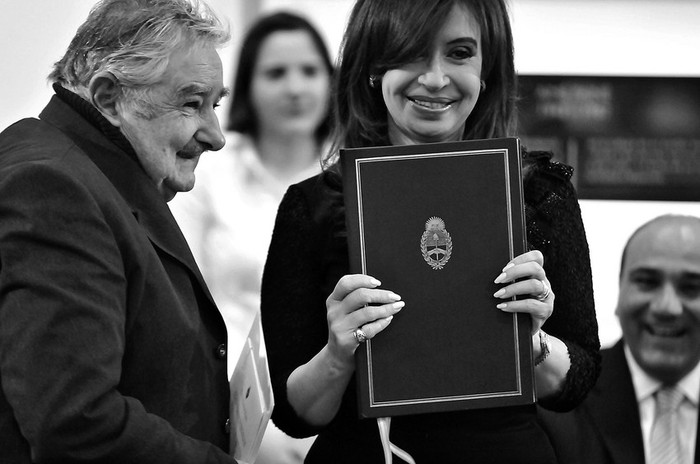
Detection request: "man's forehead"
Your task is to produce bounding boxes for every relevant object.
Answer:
[626,223,700,274]
[632,219,700,249]
[162,44,224,92]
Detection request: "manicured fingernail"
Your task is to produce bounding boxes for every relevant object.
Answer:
[384,315,394,323]
[497,303,507,310]
[389,292,401,301]
[370,278,381,286]
[493,288,506,298]
[502,262,514,272]
[393,301,405,310]
[494,272,507,284]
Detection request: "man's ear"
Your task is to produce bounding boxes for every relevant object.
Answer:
[89,72,123,127]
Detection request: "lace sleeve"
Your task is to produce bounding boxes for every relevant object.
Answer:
[525,158,602,411]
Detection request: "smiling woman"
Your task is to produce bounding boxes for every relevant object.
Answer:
[259,0,601,463]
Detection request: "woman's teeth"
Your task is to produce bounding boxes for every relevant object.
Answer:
[410,98,452,110]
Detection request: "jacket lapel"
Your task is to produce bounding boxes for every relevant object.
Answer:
[39,97,216,307]
[585,341,646,464]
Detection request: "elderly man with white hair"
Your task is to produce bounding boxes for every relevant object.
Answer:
[0,1,239,462]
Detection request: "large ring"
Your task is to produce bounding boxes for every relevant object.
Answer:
[536,280,551,302]
[353,328,368,344]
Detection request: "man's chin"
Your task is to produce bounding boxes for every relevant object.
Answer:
[637,346,695,383]
[179,180,196,192]
[161,179,194,202]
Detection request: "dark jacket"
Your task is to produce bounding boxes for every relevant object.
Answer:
[540,340,700,464]
[0,94,235,463]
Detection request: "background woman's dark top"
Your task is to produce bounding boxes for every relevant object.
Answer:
[261,151,600,463]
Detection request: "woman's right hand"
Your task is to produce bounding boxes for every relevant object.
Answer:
[325,274,405,364]
[286,274,404,425]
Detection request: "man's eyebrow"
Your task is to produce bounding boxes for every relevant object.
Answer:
[176,83,210,97]
[176,83,230,100]
[681,271,700,280]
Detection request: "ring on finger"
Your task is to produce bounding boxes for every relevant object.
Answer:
[535,280,551,302]
[353,328,368,344]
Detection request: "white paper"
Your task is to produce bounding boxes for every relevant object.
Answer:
[229,313,273,463]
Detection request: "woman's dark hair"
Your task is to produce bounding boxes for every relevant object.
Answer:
[328,0,517,162]
[226,11,334,142]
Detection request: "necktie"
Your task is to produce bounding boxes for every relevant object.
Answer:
[649,385,685,464]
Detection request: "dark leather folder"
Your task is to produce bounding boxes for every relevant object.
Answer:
[341,137,535,418]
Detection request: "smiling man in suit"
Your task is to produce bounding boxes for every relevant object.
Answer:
[0,1,240,462]
[540,214,700,464]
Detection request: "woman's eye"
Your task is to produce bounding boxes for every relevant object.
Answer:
[449,47,474,61]
[302,65,320,77]
[264,68,285,79]
[184,101,201,110]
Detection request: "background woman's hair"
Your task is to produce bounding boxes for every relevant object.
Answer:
[50,0,230,118]
[327,0,517,166]
[226,11,334,142]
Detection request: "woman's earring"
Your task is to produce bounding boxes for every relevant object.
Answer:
[480,80,486,92]
[369,74,380,89]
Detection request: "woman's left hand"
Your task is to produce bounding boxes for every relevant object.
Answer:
[493,250,554,334]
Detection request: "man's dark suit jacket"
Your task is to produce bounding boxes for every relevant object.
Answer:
[0,95,235,463]
[539,340,700,464]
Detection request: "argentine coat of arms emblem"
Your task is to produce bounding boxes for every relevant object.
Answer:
[420,216,452,270]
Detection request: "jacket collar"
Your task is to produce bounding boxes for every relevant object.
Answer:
[589,341,647,464]
[38,91,215,305]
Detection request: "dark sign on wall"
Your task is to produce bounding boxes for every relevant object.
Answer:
[517,75,700,201]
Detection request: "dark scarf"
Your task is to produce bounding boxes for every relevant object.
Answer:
[52,83,140,164]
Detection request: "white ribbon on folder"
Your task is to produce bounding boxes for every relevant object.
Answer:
[377,417,416,464]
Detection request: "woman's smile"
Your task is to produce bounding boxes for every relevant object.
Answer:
[407,95,456,112]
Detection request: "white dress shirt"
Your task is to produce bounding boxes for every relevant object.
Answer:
[625,344,700,463]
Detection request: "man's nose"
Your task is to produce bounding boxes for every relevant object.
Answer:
[650,283,683,316]
[196,110,225,151]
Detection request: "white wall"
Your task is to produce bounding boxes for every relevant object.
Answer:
[0,0,243,132]
[2,0,699,348]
